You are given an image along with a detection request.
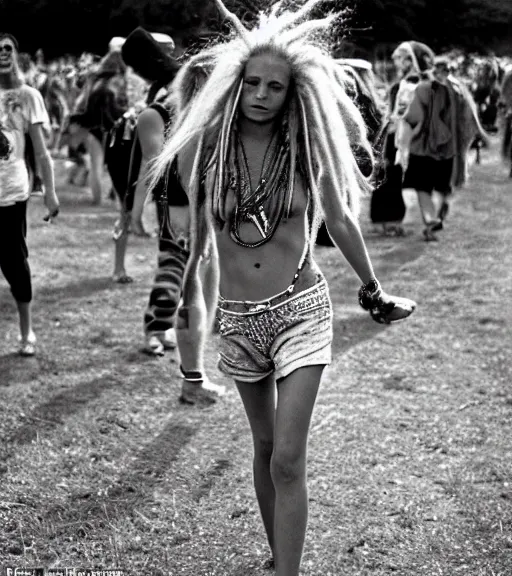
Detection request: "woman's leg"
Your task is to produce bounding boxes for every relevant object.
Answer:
[235,375,277,557]
[272,365,324,576]
[86,132,105,206]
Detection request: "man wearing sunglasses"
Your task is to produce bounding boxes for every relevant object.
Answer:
[0,32,60,356]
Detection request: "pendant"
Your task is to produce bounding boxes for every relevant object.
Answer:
[248,205,269,239]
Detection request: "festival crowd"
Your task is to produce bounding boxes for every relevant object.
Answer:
[1,1,512,574]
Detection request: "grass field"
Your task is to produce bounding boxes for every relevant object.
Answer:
[1,139,511,576]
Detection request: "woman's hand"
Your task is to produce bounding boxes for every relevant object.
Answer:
[358,279,416,324]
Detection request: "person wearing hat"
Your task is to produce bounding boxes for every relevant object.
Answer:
[120,29,224,403]
[0,32,60,356]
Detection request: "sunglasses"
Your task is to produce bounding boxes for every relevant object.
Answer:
[0,45,14,53]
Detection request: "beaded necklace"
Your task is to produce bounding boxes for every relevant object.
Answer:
[229,127,291,248]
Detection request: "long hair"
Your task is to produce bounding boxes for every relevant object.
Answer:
[149,0,374,291]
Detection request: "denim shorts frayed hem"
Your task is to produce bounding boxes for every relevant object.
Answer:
[217,279,333,383]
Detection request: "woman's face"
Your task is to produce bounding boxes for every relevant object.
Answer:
[240,52,291,124]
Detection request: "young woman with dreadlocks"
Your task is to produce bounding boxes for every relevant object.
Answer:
[150,1,416,573]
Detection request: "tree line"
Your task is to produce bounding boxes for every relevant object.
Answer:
[2,0,511,59]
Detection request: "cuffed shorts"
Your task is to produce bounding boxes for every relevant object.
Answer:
[217,278,333,383]
[404,154,454,195]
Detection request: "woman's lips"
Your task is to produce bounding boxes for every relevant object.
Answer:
[251,105,268,111]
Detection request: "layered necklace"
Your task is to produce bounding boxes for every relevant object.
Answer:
[229,127,291,248]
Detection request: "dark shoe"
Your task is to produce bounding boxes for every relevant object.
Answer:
[430,219,443,232]
[423,225,439,242]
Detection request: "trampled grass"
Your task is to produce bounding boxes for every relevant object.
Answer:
[1,140,511,575]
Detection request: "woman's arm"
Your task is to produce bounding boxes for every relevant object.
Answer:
[321,176,375,285]
[321,175,416,323]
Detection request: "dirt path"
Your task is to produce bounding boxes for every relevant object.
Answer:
[1,140,511,575]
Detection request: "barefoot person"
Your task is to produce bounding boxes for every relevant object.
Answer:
[0,33,59,356]
[151,1,416,573]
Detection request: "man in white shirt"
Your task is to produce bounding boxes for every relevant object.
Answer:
[0,33,59,356]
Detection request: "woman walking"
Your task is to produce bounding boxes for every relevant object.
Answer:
[151,2,417,573]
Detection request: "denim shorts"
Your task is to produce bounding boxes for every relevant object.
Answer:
[217,278,333,383]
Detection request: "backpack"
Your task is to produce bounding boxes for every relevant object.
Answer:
[104,107,139,205]
[104,102,187,218]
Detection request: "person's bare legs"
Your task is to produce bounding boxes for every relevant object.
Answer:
[86,132,105,206]
[417,190,437,224]
[17,301,34,341]
[17,300,36,355]
[417,190,441,240]
[235,375,277,558]
[272,365,324,576]
[112,208,132,283]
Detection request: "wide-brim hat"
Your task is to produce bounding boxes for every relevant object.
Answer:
[121,27,180,84]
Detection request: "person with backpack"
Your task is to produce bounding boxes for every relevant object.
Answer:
[105,28,179,283]
[402,55,485,240]
[120,28,225,404]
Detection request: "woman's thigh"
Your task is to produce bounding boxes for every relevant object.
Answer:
[236,374,276,445]
[273,365,324,459]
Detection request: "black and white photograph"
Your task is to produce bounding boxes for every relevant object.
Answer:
[0,1,511,574]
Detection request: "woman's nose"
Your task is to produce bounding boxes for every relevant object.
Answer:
[256,84,268,100]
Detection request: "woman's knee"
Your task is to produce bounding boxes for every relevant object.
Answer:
[270,447,305,486]
[254,437,274,461]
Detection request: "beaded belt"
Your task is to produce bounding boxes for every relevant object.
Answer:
[218,277,327,315]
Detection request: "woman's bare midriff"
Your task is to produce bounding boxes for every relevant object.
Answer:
[215,176,320,301]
